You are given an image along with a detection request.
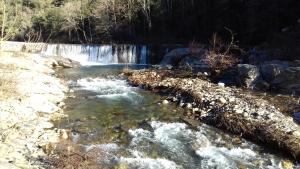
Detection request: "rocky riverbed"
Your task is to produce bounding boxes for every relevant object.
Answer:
[125,69,300,161]
[0,52,70,168]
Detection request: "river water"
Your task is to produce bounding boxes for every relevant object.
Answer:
[46,43,299,168]
[54,64,295,169]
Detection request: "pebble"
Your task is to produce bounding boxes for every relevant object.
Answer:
[193,108,199,113]
[186,103,193,109]
[229,97,235,102]
[218,82,225,87]
[57,101,65,108]
[59,129,69,140]
[162,100,169,105]
[179,102,185,107]
[39,121,54,129]
[218,97,227,104]
[243,112,249,117]
[235,109,243,114]
[281,160,294,169]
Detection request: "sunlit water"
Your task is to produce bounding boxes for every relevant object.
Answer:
[55,65,295,169]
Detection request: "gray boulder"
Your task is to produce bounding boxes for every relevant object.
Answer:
[55,57,81,68]
[260,63,286,82]
[236,64,269,90]
[160,48,207,66]
[260,61,300,94]
[178,56,210,73]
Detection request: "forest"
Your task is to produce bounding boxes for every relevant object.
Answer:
[0,0,299,47]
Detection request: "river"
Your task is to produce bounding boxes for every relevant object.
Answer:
[54,66,293,169]
[45,43,295,168]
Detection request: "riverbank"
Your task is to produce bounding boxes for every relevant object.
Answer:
[0,52,69,168]
[125,69,300,161]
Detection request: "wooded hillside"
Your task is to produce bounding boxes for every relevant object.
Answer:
[0,0,299,46]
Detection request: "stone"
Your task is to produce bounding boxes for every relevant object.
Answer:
[236,64,271,91]
[39,121,54,129]
[218,82,225,87]
[259,61,300,95]
[235,109,243,114]
[229,97,235,102]
[57,101,65,108]
[59,129,69,140]
[193,108,199,113]
[160,48,207,66]
[218,97,227,104]
[186,103,193,109]
[54,57,81,69]
[281,160,294,169]
[260,63,286,82]
[236,64,261,88]
[178,56,211,73]
[162,100,169,105]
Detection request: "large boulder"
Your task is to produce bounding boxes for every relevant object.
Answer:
[260,60,300,94]
[160,48,210,73]
[236,64,269,90]
[178,56,210,73]
[160,48,207,66]
[53,56,81,68]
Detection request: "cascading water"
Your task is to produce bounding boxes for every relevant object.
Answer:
[41,44,149,65]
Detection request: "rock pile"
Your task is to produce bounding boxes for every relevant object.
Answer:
[236,60,300,95]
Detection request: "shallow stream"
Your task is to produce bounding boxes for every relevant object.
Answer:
[53,64,297,169]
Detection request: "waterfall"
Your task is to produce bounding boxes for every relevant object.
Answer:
[41,44,149,66]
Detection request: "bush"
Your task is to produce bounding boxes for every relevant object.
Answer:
[194,28,242,72]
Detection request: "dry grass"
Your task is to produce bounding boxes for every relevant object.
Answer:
[45,142,103,169]
[0,63,17,100]
[188,28,242,73]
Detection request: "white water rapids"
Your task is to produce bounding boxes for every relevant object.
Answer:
[65,77,290,169]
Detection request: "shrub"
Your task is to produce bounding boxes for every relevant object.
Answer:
[199,28,242,72]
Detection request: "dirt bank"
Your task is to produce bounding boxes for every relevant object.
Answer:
[0,52,70,168]
[125,69,300,161]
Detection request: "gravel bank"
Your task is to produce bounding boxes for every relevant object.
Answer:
[126,69,300,161]
[0,52,69,168]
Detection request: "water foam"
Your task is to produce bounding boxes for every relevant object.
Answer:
[126,121,283,169]
[71,78,139,99]
[42,44,149,65]
[118,156,179,169]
